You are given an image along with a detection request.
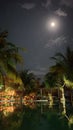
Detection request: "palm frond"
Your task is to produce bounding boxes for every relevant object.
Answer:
[0,31,8,38]
[12,53,23,63]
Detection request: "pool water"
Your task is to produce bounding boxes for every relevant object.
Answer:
[0,101,73,130]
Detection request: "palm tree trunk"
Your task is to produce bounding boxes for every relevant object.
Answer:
[60,87,65,102]
[60,85,66,115]
[48,89,53,108]
[3,76,5,90]
[0,71,5,90]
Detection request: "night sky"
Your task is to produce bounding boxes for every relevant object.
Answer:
[0,0,73,77]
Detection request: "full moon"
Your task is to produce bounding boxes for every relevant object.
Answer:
[46,18,60,31]
[51,22,55,27]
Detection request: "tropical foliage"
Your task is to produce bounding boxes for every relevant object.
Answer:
[45,47,73,89]
[50,47,73,88]
[0,31,23,89]
[20,70,38,93]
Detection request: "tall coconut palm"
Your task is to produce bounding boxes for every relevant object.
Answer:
[50,46,73,87]
[49,46,73,108]
[0,31,23,89]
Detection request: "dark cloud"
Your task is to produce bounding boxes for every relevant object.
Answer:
[45,35,73,49]
[19,0,51,9]
[51,0,61,7]
[55,8,67,16]
[45,36,67,48]
[28,69,46,76]
[21,3,36,10]
[41,0,51,8]
[61,0,73,7]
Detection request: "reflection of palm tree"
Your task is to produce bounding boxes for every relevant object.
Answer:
[0,31,23,89]
[1,107,24,130]
[68,115,73,127]
[62,114,73,128]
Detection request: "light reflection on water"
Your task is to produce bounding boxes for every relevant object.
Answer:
[0,100,73,130]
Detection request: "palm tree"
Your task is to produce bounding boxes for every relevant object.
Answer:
[0,31,23,89]
[44,72,60,107]
[49,46,73,106]
[50,47,73,84]
[45,72,59,88]
[20,70,36,93]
